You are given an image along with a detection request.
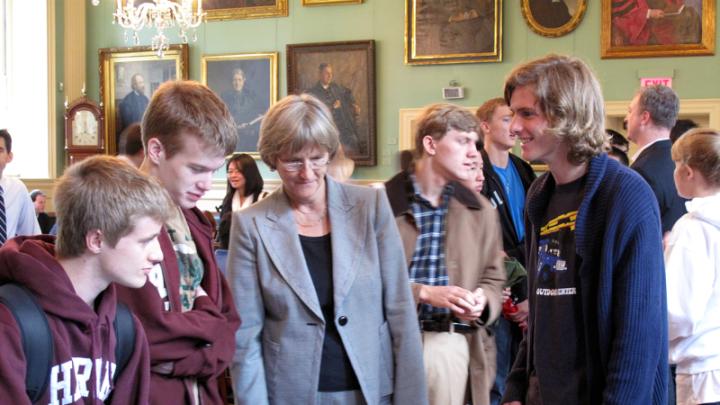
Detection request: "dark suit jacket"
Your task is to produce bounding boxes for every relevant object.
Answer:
[631,139,687,233]
[119,91,149,131]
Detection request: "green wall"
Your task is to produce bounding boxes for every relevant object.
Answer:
[83,0,720,180]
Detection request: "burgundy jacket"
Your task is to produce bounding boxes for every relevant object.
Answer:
[0,236,151,404]
[116,207,241,405]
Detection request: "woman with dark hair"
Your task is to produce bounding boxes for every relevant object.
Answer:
[217,153,264,249]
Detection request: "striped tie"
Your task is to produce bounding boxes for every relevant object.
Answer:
[0,186,6,245]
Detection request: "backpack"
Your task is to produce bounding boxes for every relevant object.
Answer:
[0,283,135,403]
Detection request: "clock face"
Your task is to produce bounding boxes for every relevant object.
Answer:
[72,110,99,146]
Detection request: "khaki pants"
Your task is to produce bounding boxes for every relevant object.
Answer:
[422,331,470,405]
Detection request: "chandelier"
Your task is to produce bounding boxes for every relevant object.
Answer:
[93,0,206,57]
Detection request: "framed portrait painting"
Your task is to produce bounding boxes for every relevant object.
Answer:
[202,0,288,20]
[201,52,278,156]
[405,0,502,65]
[601,0,715,58]
[287,40,376,166]
[521,0,587,37]
[99,44,188,155]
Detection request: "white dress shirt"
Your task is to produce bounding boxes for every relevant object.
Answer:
[0,176,41,240]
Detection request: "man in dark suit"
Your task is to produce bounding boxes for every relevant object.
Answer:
[626,84,686,234]
[307,63,361,154]
[119,73,149,136]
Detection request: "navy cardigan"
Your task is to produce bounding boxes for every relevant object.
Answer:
[503,153,668,405]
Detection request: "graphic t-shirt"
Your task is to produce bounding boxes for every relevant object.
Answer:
[531,175,588,404]
[166,206,204,312]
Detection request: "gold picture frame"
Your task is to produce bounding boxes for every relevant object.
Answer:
[520,0,587,37]
[99,44,189,155]
[201,52,278,157]
[302,0,362,5]
[601,0,715,58]
[405,0,502,65]
[204,0,288,21]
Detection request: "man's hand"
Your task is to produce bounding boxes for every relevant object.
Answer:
[419,285,479,317]
[648,9,665,18]
[508,299,529,324]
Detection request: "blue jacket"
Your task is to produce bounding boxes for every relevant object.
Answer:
[503,154,668,404]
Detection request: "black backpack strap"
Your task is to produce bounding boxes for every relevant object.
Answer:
[0,284,53,403]
[113,302,136,383]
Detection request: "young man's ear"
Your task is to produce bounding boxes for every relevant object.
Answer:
[422,135,437,157]
[145,138,165,165]
[7,151,13,163]
[85,229,104,254]
[480,121,491,136]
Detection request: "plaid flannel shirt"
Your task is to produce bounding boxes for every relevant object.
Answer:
[408,177,454,318]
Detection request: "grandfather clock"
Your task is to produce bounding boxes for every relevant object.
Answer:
[64,97,105,166]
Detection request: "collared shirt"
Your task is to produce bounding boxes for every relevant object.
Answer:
[0,176,40,242]
[408,176,454,318]
[630,137,669,162]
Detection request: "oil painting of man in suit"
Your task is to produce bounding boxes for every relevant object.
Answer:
[307,63,361,154]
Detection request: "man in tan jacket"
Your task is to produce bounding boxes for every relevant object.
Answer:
[385,103,505,405]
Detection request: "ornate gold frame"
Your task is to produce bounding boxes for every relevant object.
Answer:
[99,44,189,155]
[601,0,715,58]
[302,0,362,5]
[205,0,288,21]
[520,0,587,37]
[405,0,502,65]
[200,52,278,158]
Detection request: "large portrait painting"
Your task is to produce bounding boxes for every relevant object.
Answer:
[287,40,376,166]
[99,44,188,155]
[201,52,278,156]
[405,0,502,65]
[521,0,587,37]
[203,0,288,20]
[602,0,715,58]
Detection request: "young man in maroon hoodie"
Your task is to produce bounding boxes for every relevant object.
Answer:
[0,155,172,404]
[115,80,241,404]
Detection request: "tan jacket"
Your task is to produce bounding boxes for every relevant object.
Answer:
[385,171,506,405]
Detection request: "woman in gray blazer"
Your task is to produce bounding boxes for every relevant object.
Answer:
[228,94,428,405]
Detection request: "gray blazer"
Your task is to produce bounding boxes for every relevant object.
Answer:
[229,177,428,405]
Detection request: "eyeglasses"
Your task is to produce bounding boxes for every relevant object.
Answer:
[278,157,330,172]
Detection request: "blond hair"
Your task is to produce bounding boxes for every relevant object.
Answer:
[504,54,606,164]
[54,156,172,258]
[258,94,339,170]
[671,128,720,187]
[414,103,480,158]
[142,81,237,157]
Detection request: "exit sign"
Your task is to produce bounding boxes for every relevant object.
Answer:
[641,77,673,87]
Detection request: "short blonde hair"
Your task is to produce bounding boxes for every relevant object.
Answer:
[142,81,237,157]
[258,94,339,169]
[414,103,480,158]
[54,156,172,258]
[671,128,720,187]
[504,54,606,165]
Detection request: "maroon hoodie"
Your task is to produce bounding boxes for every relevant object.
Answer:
[115,207,240,405]
[0,235,150,404]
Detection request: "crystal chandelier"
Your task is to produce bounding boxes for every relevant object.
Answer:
[93,0,205,57]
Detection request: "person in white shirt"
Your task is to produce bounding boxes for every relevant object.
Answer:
[665,128,720,405]
[0,129,41,245]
